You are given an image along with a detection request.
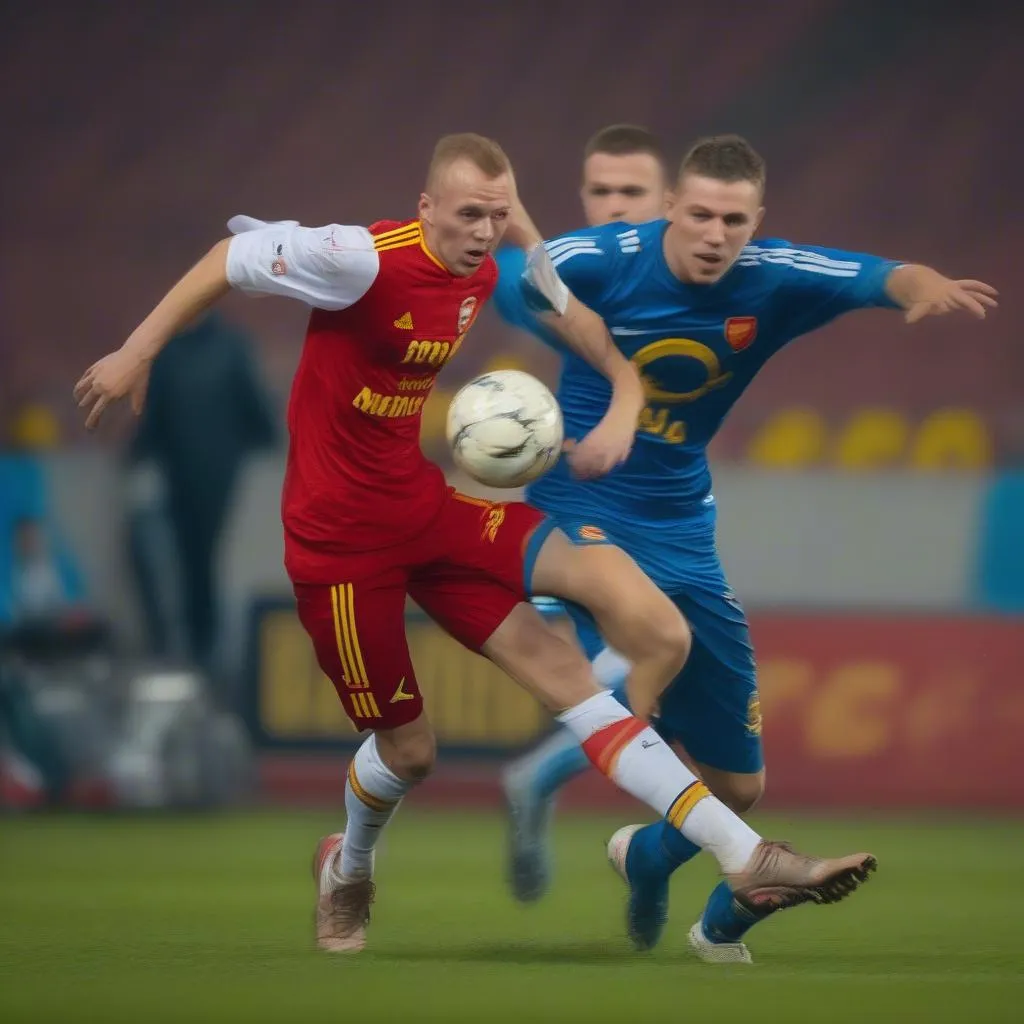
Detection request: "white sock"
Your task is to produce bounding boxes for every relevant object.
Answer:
[557,691,761,873]
[336,734,412,881]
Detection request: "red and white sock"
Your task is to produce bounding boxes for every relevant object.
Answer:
[335,735,412,882]
[557,692,760,873]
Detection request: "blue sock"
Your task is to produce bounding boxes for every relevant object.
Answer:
[700,881,769,943]
[626,820,701,876]
[659,820,701,867]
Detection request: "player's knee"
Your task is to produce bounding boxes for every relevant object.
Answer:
[376,728,437,783]
[715,773,765,814]
[649,602,692,667]
[619,596,691,673]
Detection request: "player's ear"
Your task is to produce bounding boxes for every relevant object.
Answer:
[753,206,765,234]
[662,189,675,214]
[418,192,433,224]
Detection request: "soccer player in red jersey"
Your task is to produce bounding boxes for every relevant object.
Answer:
[76,133,876,953]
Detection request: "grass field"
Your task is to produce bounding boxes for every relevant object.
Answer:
[2,810,1022,1023]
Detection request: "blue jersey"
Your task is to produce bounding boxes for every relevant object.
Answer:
[493,222,901,590]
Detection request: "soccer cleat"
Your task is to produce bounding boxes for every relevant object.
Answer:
[312,832,375,953]
[726,840,877,913]
[501,762,554,903]
[688,918,753,965]
[606,824,670,950]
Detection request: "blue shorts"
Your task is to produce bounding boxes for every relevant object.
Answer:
[534,516,763,776]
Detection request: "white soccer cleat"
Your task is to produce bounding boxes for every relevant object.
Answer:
[688,918,753,965]
[312,832,375,953]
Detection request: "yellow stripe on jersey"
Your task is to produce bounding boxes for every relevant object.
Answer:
[667,780,711,829]
[373,223,421,250]
[372,221,421,244]
[376,237,422,254]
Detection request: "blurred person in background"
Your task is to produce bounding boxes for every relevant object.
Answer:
[0,406,109,807]
[126,312,278,692]
[495,131,998,962]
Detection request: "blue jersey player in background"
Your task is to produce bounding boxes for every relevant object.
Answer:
[496,132,998,962]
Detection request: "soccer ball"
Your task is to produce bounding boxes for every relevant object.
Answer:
[446,370,563,488]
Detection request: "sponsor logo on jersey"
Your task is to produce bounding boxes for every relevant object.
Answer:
[393,312,414,330]
[724,316,758,351]
[578,525,607,542]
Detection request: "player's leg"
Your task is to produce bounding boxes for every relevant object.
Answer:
[527,525,692,721]
[294,574,431,952]
[502,631,628,901]
[423,497,876,911]
[611,592,781,959]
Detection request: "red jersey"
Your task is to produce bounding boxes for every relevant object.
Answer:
[226,216,497,581]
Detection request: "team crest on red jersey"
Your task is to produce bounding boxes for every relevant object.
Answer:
[724,316,757,351]
[458,296,479,335]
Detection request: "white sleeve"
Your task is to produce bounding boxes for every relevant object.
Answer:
[224,216,380,310]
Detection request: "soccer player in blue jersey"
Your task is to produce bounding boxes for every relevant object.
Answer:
[496,132,998,962]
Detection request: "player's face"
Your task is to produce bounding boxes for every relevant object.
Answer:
[419,160,512,277]
[665,174,764,284]
[580,151,669,226]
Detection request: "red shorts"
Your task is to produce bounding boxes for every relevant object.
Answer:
[293,490,550,732]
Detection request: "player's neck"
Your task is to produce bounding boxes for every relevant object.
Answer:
[419,222,456,276]
[661,229,697,285]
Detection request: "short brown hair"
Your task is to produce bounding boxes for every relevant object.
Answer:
[584,124,668,175]
[679,134,766,194]
[426,133,511,190]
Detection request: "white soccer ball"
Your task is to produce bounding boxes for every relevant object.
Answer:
[446,370,563,488]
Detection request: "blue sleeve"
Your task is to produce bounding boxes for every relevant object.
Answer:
[539,228,617,309]
[492,246,567,353]
[755,241,903,334]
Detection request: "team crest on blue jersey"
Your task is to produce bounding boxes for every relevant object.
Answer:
[724,316,758,351]
[577,525,607,542]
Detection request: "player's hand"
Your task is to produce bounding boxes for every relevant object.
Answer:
[903,277,999,324]
[625,677,661,724]
[73,347,152,430]
[564,418,634,479]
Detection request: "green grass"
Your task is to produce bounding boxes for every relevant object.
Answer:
[1,810,1022,1023]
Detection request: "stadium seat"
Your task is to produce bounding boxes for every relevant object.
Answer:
[746,407,828,468]
[909,408,993,470]
[833,408,910,469]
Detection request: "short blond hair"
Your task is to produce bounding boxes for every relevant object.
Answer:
[426,133,511,191]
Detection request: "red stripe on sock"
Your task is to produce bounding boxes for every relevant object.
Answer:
[582,717,648,778]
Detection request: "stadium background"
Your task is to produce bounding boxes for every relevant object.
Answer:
[2,2,1022,1020]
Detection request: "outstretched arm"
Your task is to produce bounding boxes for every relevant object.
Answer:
[884,265,999,323]
[75,240,232,428]
[75,220,379,430]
